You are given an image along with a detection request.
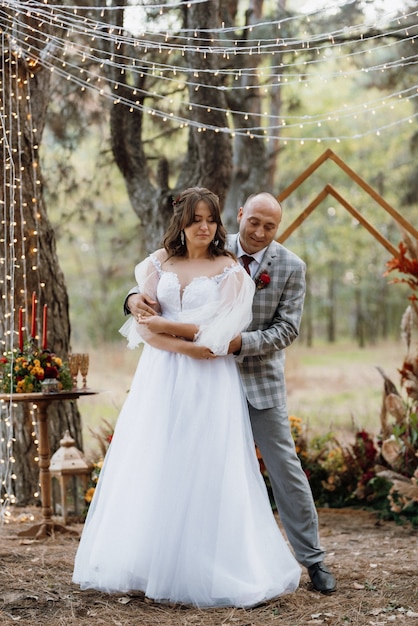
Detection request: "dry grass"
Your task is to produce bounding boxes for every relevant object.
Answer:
[3,339,413,624]
[0,508,417,625]
[285,339,403,438]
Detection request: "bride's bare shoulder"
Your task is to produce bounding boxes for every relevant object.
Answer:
[215,254,237,272]
[152,248,169,264]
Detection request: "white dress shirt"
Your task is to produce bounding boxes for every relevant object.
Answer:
[236,240,267,278]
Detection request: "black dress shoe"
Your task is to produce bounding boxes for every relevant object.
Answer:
[307,562,337,594]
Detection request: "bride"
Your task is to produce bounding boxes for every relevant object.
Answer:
[72,187,301,608]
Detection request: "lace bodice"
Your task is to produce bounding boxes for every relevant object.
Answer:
[155,263,239,323]
[120,252,255,355]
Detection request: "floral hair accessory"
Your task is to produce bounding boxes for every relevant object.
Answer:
[256,271,271,290]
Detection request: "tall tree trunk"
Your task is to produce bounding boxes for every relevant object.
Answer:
[108,0,232,252]
[326,265,336,343]
[354,287,365,348]
[223,2,268,228]
[304,267,314,348]
[0,11,81,505]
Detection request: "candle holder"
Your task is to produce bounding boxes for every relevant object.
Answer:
[41,378,60,394]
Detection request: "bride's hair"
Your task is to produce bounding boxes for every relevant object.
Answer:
[163,187,234,259]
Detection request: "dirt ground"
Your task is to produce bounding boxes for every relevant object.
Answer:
[0,507,416,626]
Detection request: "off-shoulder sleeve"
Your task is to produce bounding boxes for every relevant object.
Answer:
[193,264,255,356]
[119,253,162,349]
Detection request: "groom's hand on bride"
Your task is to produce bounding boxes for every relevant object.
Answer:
[185,344,216,360]
[228,335,242,355]
[127,293,159,317]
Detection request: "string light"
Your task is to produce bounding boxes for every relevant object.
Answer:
[0,1,416,142]
[0,401,16,518]
[1,23,44,520]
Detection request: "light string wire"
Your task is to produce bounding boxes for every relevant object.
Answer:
[19,0,209,11]
[3,0,416,57]
[13,28,44,478]
[3,4,417,75]
[7,0,414,43]
[7,11,418,109]
[20,20,418,106]
[5,0,417,56]
[11,50,418,140]
[0,32,17,519]
[1,4,417,140]
[4,7,418,83]
[14,45,418,138]
[0,29,42,517]
[23,71,42,327]
[11,44,417,141]
[9,0,356,15]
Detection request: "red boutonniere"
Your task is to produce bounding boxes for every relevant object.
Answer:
[256,271,271,290]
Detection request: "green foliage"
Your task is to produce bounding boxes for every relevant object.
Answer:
[42,129,143,346]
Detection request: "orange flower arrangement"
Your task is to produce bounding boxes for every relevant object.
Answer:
[0,347,72,393]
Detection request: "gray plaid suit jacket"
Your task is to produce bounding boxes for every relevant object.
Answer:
[228,234,306,410]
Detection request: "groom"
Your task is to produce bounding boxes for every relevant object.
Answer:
[124,192,336,594]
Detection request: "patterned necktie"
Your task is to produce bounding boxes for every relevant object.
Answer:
[241,254,254,275]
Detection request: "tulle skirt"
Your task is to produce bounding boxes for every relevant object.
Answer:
[72,346,300,607]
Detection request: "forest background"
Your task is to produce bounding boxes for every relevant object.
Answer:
[45,2,415,349]
[42,0,415,445]
[1,0,417,508]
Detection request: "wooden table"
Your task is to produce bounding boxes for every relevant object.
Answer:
[0,390,96,539]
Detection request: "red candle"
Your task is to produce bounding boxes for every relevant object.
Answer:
[42,304,48,350]
[18,307,24,352]
[31,292,36,339]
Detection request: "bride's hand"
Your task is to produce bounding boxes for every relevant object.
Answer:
[136,314,166,333]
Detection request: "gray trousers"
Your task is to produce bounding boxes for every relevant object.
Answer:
[248,402,324,567]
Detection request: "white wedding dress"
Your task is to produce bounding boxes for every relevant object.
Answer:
[73,253,301,607]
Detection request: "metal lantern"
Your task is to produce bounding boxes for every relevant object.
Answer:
[49,430,93,525]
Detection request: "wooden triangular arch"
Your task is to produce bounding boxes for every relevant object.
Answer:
[276,149,418,258]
